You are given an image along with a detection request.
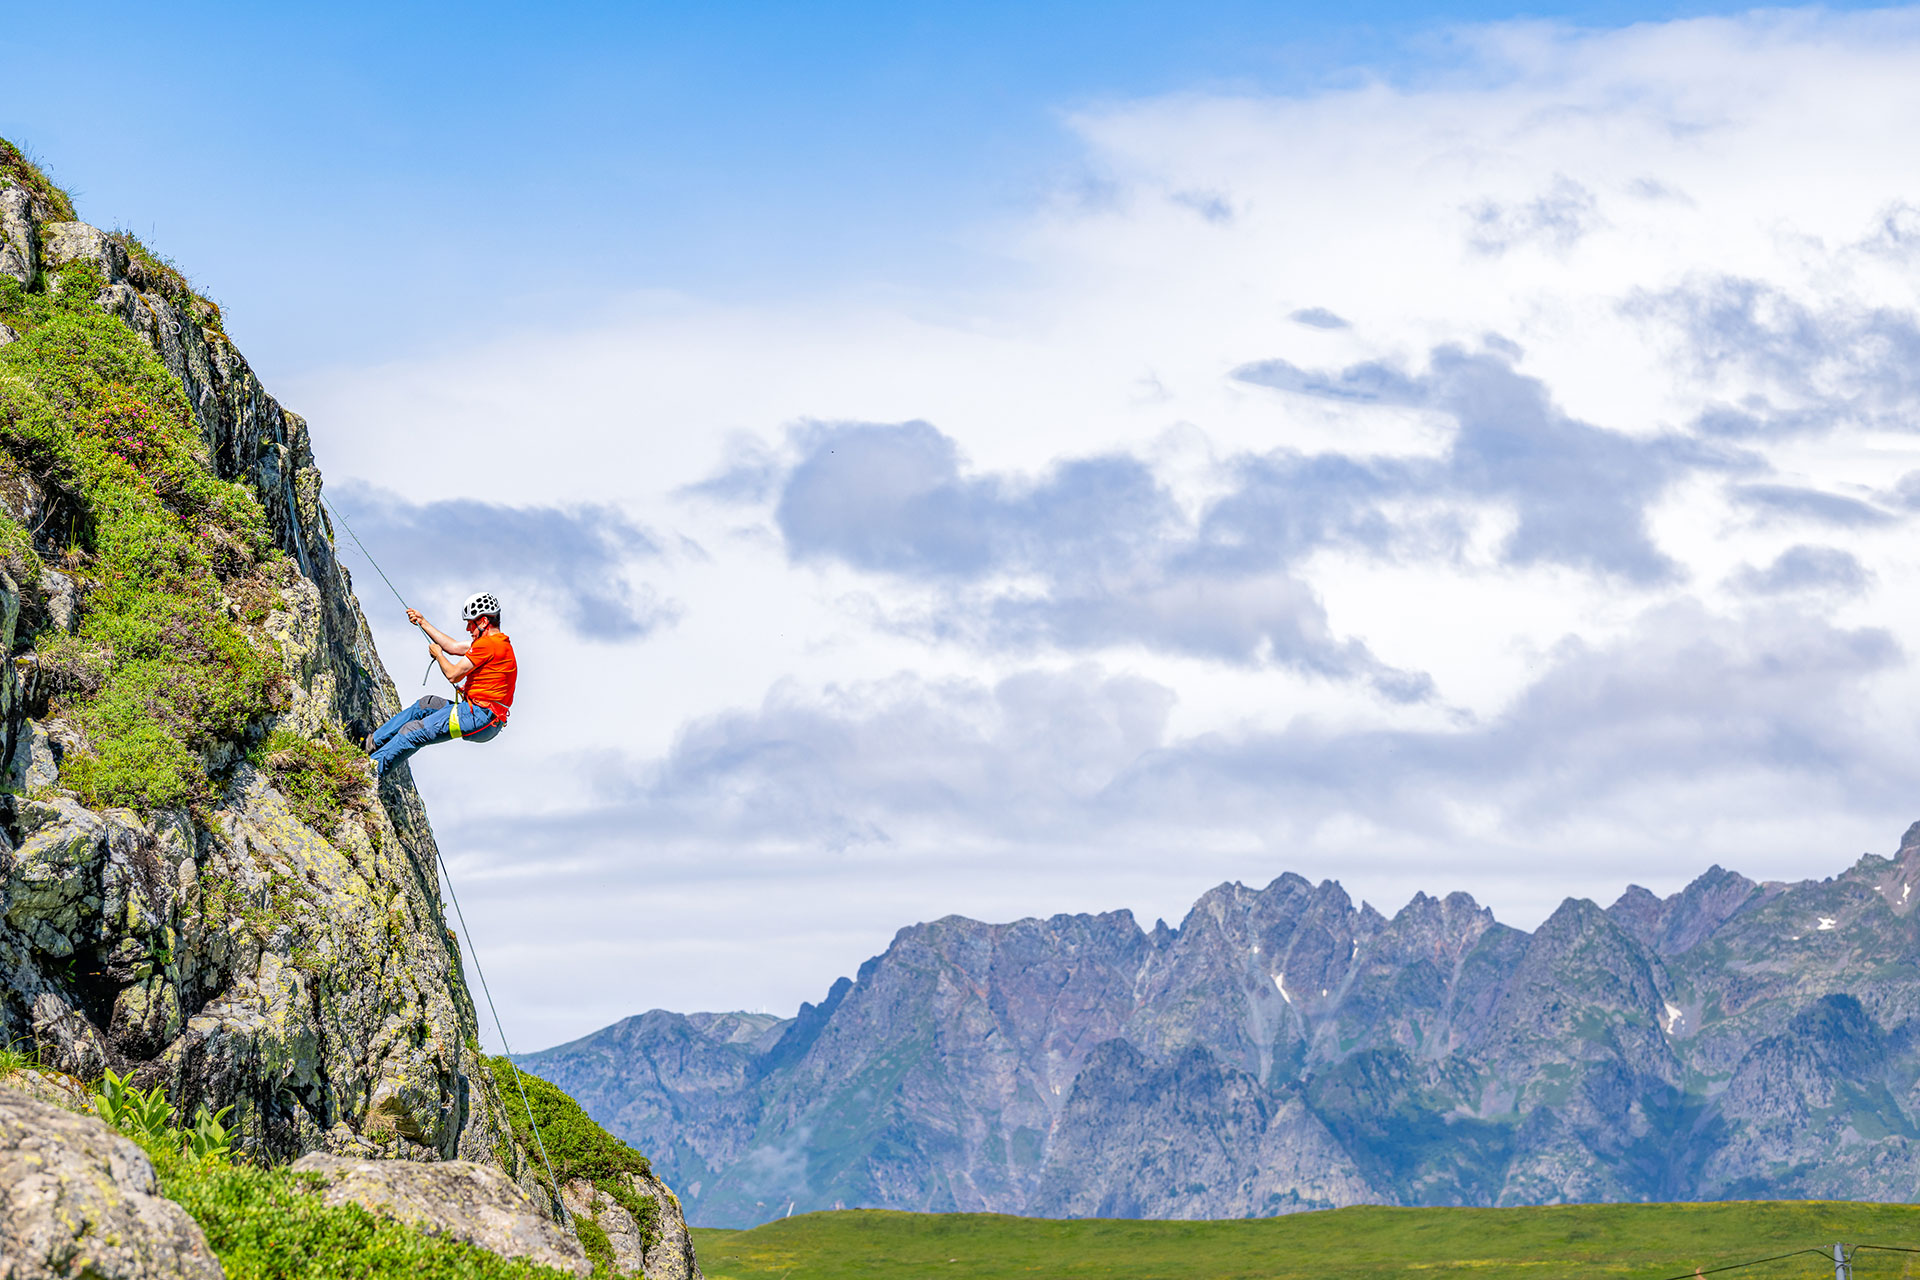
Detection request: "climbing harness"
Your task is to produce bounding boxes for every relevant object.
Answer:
[316,492,566,1223]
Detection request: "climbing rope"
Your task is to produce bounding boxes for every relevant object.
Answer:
[316,491,570,1224]
[318,493,439,687]
[433,846,571,1227]
[317,493,413,613]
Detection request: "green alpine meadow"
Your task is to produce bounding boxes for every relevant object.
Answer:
[693,1204,1920,1280]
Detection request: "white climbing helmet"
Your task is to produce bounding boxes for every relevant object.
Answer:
[460,591,501,621]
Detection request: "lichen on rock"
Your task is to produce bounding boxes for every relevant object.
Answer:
[0,1086,223,1280]
[290,1152,593,1276]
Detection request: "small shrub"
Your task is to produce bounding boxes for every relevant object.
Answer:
[96,1066,173,1145]
[488,1058,663,1254]
[575,1214,617,1272]
[0,137,77,221]
[184,1103,236,1161]
[250,727,372,832]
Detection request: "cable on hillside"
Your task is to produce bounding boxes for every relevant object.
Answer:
[1854,1245,1920,1256]
[1647,1248,1832,1280]
[317,492,570,1223]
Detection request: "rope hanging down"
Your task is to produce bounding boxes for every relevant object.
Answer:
[434,845,571,1227]
[318,494,413,614]
[316,492,570,1224]
[318,495,438,686]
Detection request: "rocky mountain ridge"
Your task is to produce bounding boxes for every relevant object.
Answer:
[525,825,1920,1226]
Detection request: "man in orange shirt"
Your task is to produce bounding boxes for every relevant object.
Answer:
[366,591,518,778]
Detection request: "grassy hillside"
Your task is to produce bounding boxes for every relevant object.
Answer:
[694,1202,1920,1280]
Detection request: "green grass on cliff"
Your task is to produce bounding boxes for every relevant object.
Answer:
[693,1202,1920,1280]
[0,138,76,221]
[0,261,284,809]
[489,1057,664,1270]
[142,1139,575,1280]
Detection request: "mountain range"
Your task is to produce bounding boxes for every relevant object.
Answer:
[521,825,1920,1226]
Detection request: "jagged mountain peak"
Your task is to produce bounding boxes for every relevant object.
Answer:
[525,821,1920,1226]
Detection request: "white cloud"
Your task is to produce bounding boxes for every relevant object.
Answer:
[287,8,1920,1046]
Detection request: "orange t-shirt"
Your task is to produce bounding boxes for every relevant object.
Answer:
[460,631,517,717]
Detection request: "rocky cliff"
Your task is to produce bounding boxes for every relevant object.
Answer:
[526,824,1920,1226]
[0,139,695,1277]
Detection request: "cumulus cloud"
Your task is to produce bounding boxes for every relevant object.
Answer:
[769,420,1430,697]
[463,598,1907,947]
[327,481,680,638]
[1233,345,1742,582]
[1727,483,1896,528]
[1290,307,1350,330]
[1731,545,1871,596]
[1635,278,1920,439]
[1465,175,1602,255]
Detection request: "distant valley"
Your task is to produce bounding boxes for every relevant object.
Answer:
[521,824,1920,1227]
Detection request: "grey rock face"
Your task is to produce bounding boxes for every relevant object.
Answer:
[561,1169,705,1280]
[0,1088,223,1280]
[1032,1040,1379,1218]
[0,187,35,286]
[292,1153,590,1276]
[528,825,1920,1226]
[0,209,528,1179]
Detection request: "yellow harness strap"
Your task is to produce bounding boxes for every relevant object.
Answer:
[449,699,466,740]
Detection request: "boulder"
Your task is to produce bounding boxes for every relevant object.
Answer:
[290,1152,591,1276]
[0,1088,223,1280]
[561,1170,705,1280]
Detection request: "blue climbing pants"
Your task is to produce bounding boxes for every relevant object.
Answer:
[369,696,498,777]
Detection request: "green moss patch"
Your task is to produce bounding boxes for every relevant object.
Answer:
[490,1057,664,1260]
[0,262,284,811]
[250,727,374,834]
[143,1138,575,1280]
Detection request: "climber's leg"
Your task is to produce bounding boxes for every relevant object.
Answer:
[367,696,450,752]
[370,697,455,776]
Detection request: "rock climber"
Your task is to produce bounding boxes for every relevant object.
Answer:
[365,591,516,778]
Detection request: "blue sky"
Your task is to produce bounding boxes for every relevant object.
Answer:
[2,0,1856,368]
[13,1,1920,1049]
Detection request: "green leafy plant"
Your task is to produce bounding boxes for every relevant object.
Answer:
[96,1066,173,1144]
[185,1103,236,1161]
